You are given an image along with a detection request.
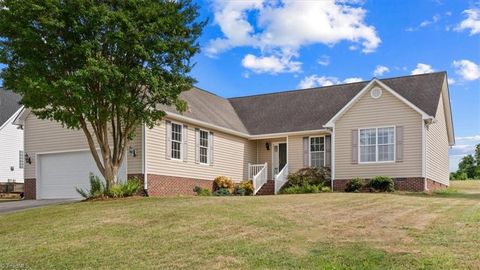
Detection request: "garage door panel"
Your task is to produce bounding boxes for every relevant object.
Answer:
[38,151,126,199]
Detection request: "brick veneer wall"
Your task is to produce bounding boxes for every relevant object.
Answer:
[147,174,213,196]
[333,177,448,192]
[426,178,448,191]
[24,178,36,200]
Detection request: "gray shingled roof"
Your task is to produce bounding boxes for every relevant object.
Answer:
[0,88,22,128]
[161,87,249,134]
[229,72,446,135]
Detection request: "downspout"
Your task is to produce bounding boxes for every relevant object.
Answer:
[330,126,335,191]
[423,118,434,191]
[142,124,148,196]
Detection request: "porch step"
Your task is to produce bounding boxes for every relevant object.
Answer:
[256,180,275,195]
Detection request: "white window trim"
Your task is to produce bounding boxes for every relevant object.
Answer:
[199,128,210,165]
[309,135,326,167]
[19,150,25,169]
[358,126,396,164]
[170,121,183,161]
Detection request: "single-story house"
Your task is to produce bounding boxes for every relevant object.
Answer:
[14,72,454,199]
[0,89,24,183]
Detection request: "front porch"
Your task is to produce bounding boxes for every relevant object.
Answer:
[247,133,331,195]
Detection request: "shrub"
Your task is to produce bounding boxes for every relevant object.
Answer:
[284,167,331,189]
[450,172,468,180]
[76,174,108,199]
[367,176,395,192]
[234,186,246,196]
[76,174,141,199]
[345,178,364,192]
[321,186,331,192]
[213,188,231,196]
[281,183,321,194]
[109,178,141,198]
[238,180,254,195]
[193,186,211,196]
[213,176,235,193]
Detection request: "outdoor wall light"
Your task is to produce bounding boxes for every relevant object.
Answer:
[24,153,32,164]
[129,146,137,157]
[265,142,270,151]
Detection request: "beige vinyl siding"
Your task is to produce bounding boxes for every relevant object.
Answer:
[24,114,143,179]
[146,119,256,182]
[426,92,450,185]
[335,86,423,179]
[288,134,330,174]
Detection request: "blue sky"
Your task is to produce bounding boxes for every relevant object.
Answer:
[190,0,480,171]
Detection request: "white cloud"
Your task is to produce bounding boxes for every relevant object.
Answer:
[453,59,480,81]
[373,65,390,77]
[447,78,456,84]
[207,0,381,74]
[298,75,363,88]
[456,135,480,141]
[241,53,301,74]
[406,14,441,31]
[411,63,435,75]
[317,55,330,66]
[455,9,480,35]
[343,77,363,83]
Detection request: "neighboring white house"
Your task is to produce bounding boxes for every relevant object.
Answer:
[0,89,24,183]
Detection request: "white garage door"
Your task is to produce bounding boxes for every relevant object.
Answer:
[38,151,127,199]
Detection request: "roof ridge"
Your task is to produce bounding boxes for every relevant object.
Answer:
[226,71,447,100]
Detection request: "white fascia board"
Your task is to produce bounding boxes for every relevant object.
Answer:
[0,106,24,130]
[324,79,434,127]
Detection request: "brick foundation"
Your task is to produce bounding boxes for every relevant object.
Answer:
[24,178,36,200]
[333,177,447,192]
[147,174,213,196]
[426,178,448,191]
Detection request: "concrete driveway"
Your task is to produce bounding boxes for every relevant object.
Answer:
[0,199,80,214]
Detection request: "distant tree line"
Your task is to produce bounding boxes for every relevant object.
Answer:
[450,144,480,180]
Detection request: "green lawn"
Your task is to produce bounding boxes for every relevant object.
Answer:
[0,182,479,269]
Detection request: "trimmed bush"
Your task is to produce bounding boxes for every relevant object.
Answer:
[238,180,254,195]
[213,176,235,193]
[367,176,395,192]
[284,167,331,189]
[321,186,331,192]
[345,178,364,192]
[193,186,211,196]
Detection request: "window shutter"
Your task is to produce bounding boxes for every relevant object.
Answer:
[183,125,188,162]
[209,132,214,166]
[396,126,403,162]
[325,135,331,168]
[351,130,358,164]
[195,128,200,164]
[166,120,172,160]
[303,137,309,167]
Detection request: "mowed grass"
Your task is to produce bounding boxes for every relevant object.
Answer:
[0,182,479,269]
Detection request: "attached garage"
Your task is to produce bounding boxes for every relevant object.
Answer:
[36,151,127,199]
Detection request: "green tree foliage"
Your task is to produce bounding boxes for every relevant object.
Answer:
[0,0,205,187]
[451,144,480,180]
[458,155,476,179]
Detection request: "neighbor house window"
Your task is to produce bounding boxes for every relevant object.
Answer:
[171,122,183,160]
[19,150,25,169]
[199,130,209,164]
[310,136,325,167]
[359,127,395,163]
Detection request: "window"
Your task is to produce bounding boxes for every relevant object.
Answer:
[171,122,182,160]
[359,127,395,163]
[19,150,25,169]
[199,130,209,164]
[310,136,325,167]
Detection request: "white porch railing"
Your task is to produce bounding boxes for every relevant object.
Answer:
[249,163,268,195]
[274,164,288,194]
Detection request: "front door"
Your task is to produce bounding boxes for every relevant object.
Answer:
[273,143,287,177]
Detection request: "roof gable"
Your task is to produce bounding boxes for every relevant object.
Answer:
[0,89,22,128]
